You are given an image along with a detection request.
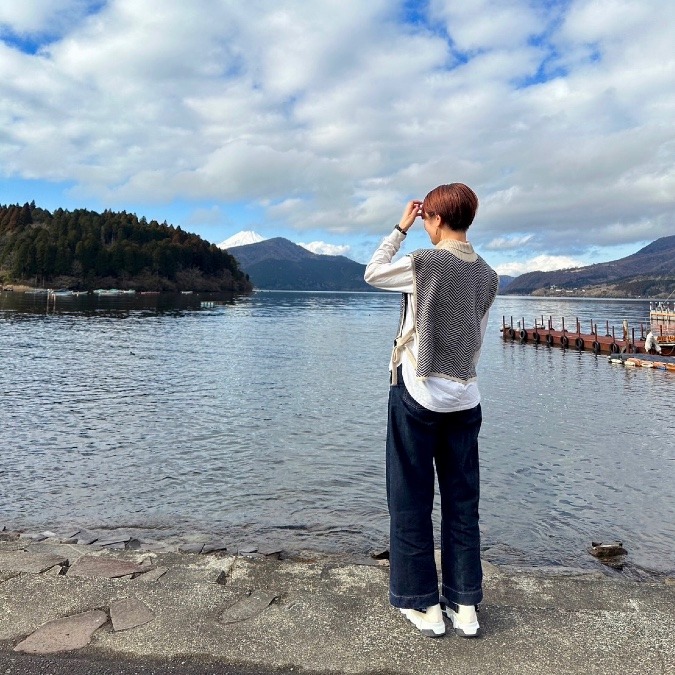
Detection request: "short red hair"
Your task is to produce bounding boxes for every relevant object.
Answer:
[422,183,478,232]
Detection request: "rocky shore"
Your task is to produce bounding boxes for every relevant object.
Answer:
[1,525,674,674]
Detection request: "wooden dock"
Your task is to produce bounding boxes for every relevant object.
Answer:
[501,315,675,356]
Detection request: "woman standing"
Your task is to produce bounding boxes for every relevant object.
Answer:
[364,183,498,638]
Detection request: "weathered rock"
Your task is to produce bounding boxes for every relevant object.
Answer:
[589,541,627,558]
[258,546,283,559]
[131,566,169,583]
[95,535,131,548]
[44,564,65,577]
[202,542,228,555]
[110,598,155,631]
[0,551,67,574]
[370,548,389,560]
[99,541,126,550]
[0,530,20,541]
[220,590,279,624]
[138,541,176,553]
[158,566,227,584]
[19,533,48,542]
[14,610,107,654]
[65,530,100,546]
[178,543,204,554]
[67,555,152,579]
[76,535,100,546]
[26,542,89,564]
[349,556,382,567]
[239,545,258,554]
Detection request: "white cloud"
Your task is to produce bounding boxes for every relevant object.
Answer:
[298,241,351,257]
[0,0,93,35]
[495,255,586,277]
[430,0,547,52]
[0,0,673,266]
[485,234,534,251]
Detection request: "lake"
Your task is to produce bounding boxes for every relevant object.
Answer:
[1,290,673,576]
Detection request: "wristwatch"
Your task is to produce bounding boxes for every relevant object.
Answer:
[394,224,407,236]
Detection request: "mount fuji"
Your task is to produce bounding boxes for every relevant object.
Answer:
[218,230,266,249]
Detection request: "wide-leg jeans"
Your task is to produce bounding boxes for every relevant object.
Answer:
[386,372,483,609]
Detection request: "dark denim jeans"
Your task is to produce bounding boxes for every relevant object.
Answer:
[386,371,483,609]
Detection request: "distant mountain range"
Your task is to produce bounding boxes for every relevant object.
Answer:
[503,235,675,298]
[498,275,516,292]
[224,232,675,297]
[226,237,374,291]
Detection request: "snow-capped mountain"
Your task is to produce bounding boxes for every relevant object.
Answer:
[218,230,266,249]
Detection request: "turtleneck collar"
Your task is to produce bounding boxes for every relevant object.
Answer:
[435,238,477,262]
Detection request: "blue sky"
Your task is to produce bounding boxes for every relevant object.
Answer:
[1,0,673,272]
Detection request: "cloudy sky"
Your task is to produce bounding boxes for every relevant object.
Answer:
[0,0,673,274]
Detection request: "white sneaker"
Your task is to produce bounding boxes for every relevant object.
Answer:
[399,604,446,637]
[442,602,480,638]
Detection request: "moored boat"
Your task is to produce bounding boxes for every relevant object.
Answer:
[649,300,675,347]
[604,352,675,373]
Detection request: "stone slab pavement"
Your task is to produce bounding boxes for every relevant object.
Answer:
[0,541,673,674]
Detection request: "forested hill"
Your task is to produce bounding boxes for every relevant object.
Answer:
[226,237,374,291]
[0,202,251,292]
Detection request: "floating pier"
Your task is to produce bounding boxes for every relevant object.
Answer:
[501,315,675,357]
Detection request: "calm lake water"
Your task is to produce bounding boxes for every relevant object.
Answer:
[1,290,673,576]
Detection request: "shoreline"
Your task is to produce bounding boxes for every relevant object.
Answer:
[1,535,673,673]
[2,522,672,584]
[2,286,672,301]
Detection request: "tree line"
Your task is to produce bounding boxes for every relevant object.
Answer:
[0,202,251,292]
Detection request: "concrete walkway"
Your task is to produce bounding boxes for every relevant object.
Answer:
[0,539,673,674]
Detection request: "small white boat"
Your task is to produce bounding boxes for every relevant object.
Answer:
[94,289,124,295]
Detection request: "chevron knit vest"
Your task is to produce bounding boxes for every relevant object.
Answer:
[406,247,498,383]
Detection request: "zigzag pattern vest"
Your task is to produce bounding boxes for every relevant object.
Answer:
[407,248,498,383]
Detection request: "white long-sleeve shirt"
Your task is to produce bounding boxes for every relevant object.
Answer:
[364,229,489,413]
